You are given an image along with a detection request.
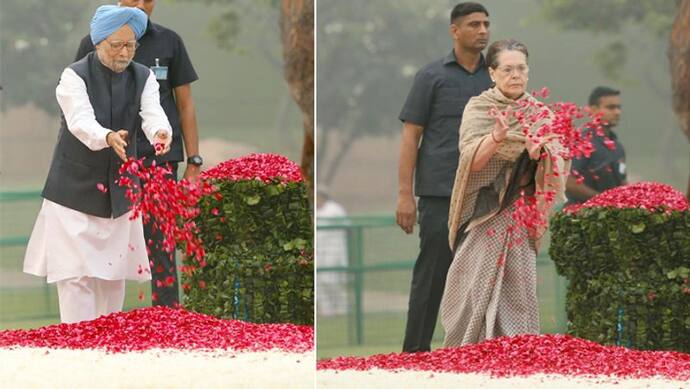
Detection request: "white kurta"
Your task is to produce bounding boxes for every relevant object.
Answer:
[23,67,172,284]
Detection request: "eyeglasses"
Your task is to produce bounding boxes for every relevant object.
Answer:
[105,40,139,51]
[496,64,529,76]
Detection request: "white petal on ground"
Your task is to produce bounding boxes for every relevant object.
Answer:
[317,369,689,389]
[0,347,314,389]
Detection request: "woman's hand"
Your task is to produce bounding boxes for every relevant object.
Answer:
[488,105,510,143]
[153,131,172,155]
[471,106,512,172]
[525,134,548,161]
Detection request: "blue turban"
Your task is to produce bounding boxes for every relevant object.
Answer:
[90,5,148,45]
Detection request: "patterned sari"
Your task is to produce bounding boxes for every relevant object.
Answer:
[441,87,569,347]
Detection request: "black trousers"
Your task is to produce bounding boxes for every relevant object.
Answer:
[402,196,454,352]
[143,161,180,307]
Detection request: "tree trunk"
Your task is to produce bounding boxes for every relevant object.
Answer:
[669,0,690,198]
[280,0,314,196]
[670,0,690,141]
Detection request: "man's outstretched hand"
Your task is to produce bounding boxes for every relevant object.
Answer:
[107,129,129,162]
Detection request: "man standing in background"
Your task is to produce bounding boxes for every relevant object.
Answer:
[396,2,491,353]
[316,187,349,317]
[75,0,202,307]
[566,86,627,204]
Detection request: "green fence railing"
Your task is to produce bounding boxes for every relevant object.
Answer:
[0,190,152,327]
[3,192,569,340]
[0,190,54,326]
[317,215,568,348]
[0,190,40,247]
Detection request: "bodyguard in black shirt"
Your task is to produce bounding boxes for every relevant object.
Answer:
[396,2,491,353]
[75,0,202,307]
[566,86,627,204]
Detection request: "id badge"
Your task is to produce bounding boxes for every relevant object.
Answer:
[151,58,168,80]
[618,162,626,175]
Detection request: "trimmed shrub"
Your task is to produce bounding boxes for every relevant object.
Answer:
[181,154,313,325]
[550,182,690,352]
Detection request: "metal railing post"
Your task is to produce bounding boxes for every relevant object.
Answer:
[352,225,364,345]
[345,225,355,345]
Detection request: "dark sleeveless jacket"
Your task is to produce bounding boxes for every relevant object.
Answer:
[42,52,150,218]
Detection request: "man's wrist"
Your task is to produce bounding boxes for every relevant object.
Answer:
[187,155,203,166]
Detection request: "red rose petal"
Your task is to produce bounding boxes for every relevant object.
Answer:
[564,182,688,214]
[0,307,313,353]
[317,334,690,381]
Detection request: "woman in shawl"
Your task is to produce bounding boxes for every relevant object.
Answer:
[440,39,570,347]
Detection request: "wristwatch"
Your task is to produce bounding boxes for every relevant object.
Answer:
[187,155,203,166]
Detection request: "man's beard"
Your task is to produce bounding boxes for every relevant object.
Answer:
[111,59,132,73]
[96,48,132,73]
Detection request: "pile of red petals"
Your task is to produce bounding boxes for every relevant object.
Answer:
[564,182,689,215]
[0,307,313,353]
[317,334,690,380]
[200,153,303,183]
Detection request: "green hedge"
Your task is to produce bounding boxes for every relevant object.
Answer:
[550,207,690,352]
[182,178,313,325]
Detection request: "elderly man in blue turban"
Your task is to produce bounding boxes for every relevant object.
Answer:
[75,1,202,308]
[23,5,173,323]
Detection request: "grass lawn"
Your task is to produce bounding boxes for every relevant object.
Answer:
[0,282,154,330]
[316,311,445,359]
[317,341,446,360]
[0,194,156,330]
[316,224,568,359]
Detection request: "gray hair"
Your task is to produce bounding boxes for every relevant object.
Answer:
[486,39,529,69]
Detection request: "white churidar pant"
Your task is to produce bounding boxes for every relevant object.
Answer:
[56,277,126,323]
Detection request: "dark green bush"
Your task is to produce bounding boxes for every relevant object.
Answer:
[181,156,313,325]
[550,207,690,352]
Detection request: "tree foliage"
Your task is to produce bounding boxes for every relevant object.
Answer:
[0,0,91,113]
[539,0,688,193]
[317,0,455,183]
[538,0,677,36]
[536,0,677,83]
[182,0,279,51]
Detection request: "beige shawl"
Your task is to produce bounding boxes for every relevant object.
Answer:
[448,87,571,251]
